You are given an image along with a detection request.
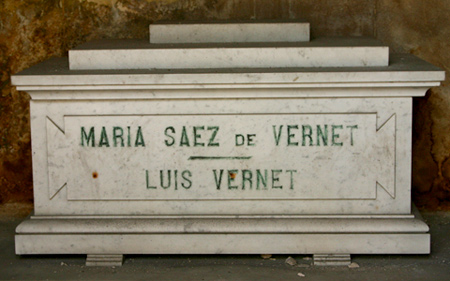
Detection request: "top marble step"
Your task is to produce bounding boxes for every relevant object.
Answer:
[68,37,389,70]
[149,20,310,43]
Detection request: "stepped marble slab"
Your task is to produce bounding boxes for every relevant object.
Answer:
[68,37,389,70]
[14,54,442,94]
[150,21,310,43]
[16,210,430,255]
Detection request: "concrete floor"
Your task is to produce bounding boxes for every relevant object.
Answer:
[1,204,449,281]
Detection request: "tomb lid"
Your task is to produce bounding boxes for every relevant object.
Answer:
[12,54,445,99]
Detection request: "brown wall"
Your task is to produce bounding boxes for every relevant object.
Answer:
[0,0,449,209]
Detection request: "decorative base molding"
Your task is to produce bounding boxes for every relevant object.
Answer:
[15,210,430,258]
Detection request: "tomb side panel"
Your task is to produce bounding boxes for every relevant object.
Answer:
[30,92,412,216]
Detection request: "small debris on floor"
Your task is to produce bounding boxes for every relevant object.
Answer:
[285,256,297,266]
[297,272,305,277]
[261,254,272,259]
[60,262,67,266]
[303,256,312,260]
[296,264,310,268]
[348,262,360,268]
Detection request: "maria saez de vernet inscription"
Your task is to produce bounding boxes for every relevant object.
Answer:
[49,113,394,201]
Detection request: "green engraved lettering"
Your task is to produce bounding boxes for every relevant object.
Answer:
[272,169,282,189]
[207,126,220,147]
[81,127,95,147]
[302,125,313,146]
[99,127,110,147]
[213,169,224,190]
[113,127,124,147]
[272,125,283,146]
[347,125,358,146]
[256,169,268,190]
[174,170,178,190]
[286,170,297,190]
[235,134,245,146]
[145,170,156,189]
[227,170,238,189]
[316,125,328,146]
[181,170,192,189]
[127,126,131,147]
[242,170,253,190]
[160,170,171,189]
[135,126,145,147]
[287,125,299,146]
[164,126,175,146]
[193,126,205,147]
[247,134,256,146]
[180,126,190,147]
[332,125,344,146]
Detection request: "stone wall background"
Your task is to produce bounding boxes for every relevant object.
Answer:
[0,0,449,209]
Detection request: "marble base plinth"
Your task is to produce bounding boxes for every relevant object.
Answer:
[16,210,429,258]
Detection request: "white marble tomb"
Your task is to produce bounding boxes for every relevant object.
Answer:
[12,21,445,266]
